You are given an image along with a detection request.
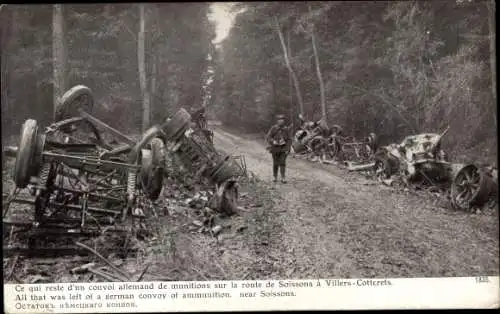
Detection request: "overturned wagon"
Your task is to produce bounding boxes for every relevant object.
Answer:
[162,108,246,214]
[3,85,168,231]
[3,85,244,234]
[373,130,451,184]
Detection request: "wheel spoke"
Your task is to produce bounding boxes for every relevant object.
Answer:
[455,184,465,194]
[463,188,473,200]
[469,182,479,190]
[456,190,467,203]
[472,174,480,184]
[468,170,477,182]
[464,171,472,182]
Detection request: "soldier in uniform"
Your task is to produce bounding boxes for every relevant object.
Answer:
[266,114,292,183]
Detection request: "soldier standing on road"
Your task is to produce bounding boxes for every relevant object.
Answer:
[266,114,292,183]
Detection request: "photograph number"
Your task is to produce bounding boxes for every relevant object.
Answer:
[475,276,489,284]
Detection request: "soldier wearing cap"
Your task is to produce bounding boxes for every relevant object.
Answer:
[266,114,292,183]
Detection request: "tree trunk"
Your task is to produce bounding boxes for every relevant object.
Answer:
[287,28,294,131]
[1,7,11,120]
[1,5,10,165]
[150,53,157,122]
[138,3,150,132]
[273,17,304,117]
[308,5,327,124]
[52,4,68,121]
[271,77,277,113]
[487,0,497,127]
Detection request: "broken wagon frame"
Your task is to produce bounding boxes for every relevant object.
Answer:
[3,85,246,237]
[3,86,168,233]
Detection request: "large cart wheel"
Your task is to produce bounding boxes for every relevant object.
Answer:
[55,85,94,122]
[358,144,372,161]
[219,180,239,215]
[210,180,239,215]
[292,141,306,154]
[14,119,39,188]
[309,136,325,152]
[451,164,496,210]
[325,137,341,159]
[367,132,378,152]
[150,137,165,167]
[292,130,309,153]
[30,134,46,177]
[374,150,399,180]
[139,138,165,201]
[162,108,192,142]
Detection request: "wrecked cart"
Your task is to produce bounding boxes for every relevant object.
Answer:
[165,108,246,215]
[3,85,168,232]
[3,85,245,255]
[373,128,451,186]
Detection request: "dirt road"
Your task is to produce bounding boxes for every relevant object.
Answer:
[213,127,499,278]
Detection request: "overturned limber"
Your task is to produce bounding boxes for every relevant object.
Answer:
[2,84,175,234]
[162,108,246,214]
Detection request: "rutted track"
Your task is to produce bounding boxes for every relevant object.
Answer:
[213,127,499,278]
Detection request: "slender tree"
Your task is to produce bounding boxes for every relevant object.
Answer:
[1,6,11,119]
[307,4,327,124]
[52,4,68,120]
[138,3,150,132]
[274,16,304,116]
[287,28,294,131]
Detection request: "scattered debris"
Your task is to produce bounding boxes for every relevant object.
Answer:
[70,262,96,274]
[211,225,222,236]
[192,220,204,227]
[347,161,376,172]
[236,225,248,233]
[75,241,131,281]
[293,120,497,212]
[292,115,377,164]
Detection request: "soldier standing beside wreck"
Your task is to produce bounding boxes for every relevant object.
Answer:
[266,114,292,183]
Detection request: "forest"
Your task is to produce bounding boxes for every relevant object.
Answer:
[1,3,216,138]
[213,0,497,165]
[2,2,496,164]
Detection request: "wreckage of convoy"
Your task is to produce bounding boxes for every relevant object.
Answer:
[372,128,497,210]
[3,85,245,240]
[291,116,497,211]
[292,120,378,162]
[374,129,451,184]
